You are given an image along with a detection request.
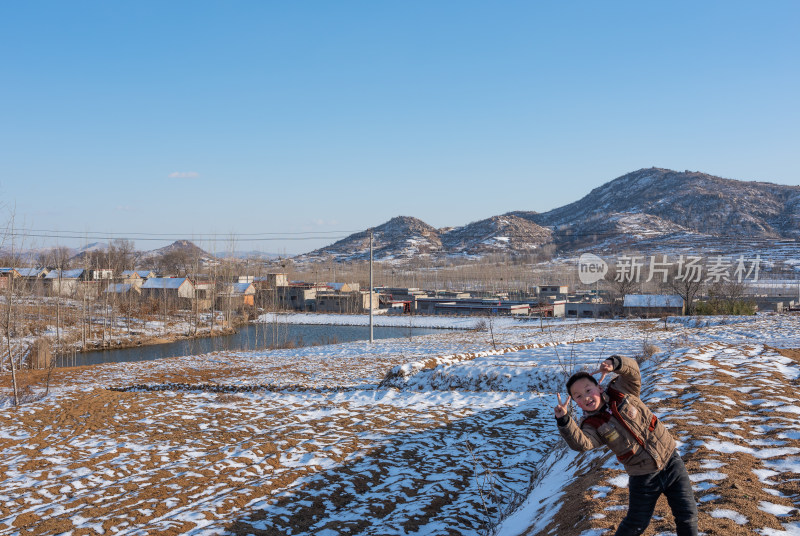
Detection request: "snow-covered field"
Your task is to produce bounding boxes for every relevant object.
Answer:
[1,314,799,535]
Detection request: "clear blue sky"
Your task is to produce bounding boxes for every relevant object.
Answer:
[1,2,798,255]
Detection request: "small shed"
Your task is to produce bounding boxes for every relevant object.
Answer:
[623,294,684,317]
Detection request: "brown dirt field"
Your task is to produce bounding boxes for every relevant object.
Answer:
[1,384,483,535]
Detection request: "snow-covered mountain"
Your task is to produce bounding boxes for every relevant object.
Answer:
[514,167,800,245]
[300,168,800,262]
[299,214,554,262]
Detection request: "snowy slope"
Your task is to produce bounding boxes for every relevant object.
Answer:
[1,315,799,535]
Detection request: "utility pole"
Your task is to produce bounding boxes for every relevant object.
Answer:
[369,229,374,343]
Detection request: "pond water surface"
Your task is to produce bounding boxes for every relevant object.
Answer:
[57,323,441,367]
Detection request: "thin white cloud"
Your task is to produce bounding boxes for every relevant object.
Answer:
[168,171,200,179]
[311,219,339,226]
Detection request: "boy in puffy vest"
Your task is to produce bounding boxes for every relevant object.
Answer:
[554,355,698,536]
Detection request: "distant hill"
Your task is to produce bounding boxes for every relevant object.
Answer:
[68,242,108,264]
[303,216,442,262]
[297,168,800,262]
[300,214,554,262]
[139,240,215,263]
[11,240,279,271]
[10,169,799,267]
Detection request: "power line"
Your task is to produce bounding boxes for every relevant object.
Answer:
[16,228,358,236]
[4,231,353,242]
[3,227,797,247]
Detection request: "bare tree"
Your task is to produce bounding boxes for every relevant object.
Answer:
[37,246,73,270]
[157,249,193,277]
[700,278,754,315]
[662,264,705,316]
[107,238,137,275]
[604,262,639,316]
[0,213,20,405]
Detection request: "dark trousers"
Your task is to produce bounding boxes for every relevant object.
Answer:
[615,450,698,536]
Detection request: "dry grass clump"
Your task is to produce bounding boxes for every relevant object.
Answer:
[635,340,660,364]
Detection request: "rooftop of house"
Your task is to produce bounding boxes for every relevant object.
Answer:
[45,269,85,280]
[623,294,684,307]
[141,278,189,289]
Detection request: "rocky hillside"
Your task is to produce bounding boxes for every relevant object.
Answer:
[440,214,552,256]
[301,214,554,262]
[300,168,800,262]
[513,168,800,247]
[303,216,442,262]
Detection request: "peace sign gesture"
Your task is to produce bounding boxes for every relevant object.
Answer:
[554,393,571,418]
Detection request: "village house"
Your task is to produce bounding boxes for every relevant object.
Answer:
[13,267,50,294]
[380,287,428,313]
[415,296,459,314]
[120,271,143,287]
[432,290,472,299]
[216,282,256,310]
[529,301,559,318]
[85,269,114,281]
[120,270,156,287]
[325,282,360,293]
[267,273,290,287]
[565,300,613,319]
[191,281,215,310]
[537,285,569,301]
[103,283,142,298]
[316,290,380,314]
[44,269,86,297]
[432,299,530,316]
[253,273,289,290]
[254,273,291,309]
[140,277,195,309]
[17,267,50,279]
[261,282,327,311]
[0,268,21,290]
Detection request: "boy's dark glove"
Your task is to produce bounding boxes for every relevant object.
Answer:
[608,355,622,370]
[556,414,570,427]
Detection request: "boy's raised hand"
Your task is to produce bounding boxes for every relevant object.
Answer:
[592,358,614,385]
[554,393,571,418]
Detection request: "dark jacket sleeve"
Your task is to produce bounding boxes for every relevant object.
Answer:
[609,355,641,398]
